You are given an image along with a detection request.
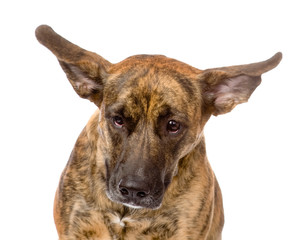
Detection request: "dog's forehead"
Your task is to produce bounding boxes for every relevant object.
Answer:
[109,54,201,76]
[104,55,201,119]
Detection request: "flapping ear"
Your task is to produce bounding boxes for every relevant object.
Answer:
[200,52,282,116]
[35,25,112,106]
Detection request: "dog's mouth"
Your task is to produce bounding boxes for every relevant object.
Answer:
[106,192,162,210]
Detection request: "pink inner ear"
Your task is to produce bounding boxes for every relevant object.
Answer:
[69,65,102,95]
[210,75,261,114]
[70,65,98,90]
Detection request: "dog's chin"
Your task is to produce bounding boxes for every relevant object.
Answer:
[122,201,162,210]
[122,203,143,209]
[121,201,162,210]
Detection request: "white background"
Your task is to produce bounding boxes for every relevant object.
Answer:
[1,0,299,239]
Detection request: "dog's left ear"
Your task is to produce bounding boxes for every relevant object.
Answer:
[200,52,282,116]
[35,25,112,106]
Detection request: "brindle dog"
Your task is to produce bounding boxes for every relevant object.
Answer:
[35,25,282,240]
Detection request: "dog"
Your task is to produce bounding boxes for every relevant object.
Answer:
[35,25,282,240]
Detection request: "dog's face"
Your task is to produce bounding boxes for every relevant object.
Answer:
[101,55,204,209]
[36,25,282,209]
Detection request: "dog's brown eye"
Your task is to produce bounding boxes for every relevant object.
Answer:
[167,120,180,133]
[113,116,124,128]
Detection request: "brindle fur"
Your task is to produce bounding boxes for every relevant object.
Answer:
[36,25,281,240]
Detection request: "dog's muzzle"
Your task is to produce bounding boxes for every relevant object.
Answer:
[106,174,168,209]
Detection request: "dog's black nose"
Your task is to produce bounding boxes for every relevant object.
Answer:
[119,177,150,199]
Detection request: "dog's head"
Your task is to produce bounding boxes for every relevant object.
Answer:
[36,25,282,209]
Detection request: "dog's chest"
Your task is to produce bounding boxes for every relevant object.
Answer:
[104,211,179,240]
[69,203,182,239]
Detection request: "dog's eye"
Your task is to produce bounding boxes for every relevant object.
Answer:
[113,116,124,128]
[167,120,180,133]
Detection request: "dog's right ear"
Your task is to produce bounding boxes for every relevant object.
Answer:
[35,25,112,106]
